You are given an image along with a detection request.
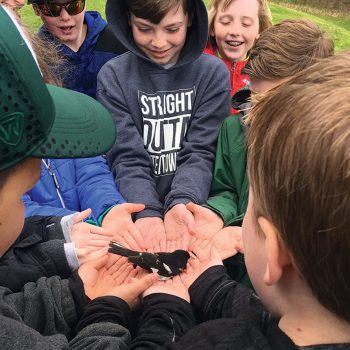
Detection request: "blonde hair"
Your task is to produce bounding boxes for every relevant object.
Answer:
[247,50,350,322]
[243,19,334,80]
[207,0,272,39]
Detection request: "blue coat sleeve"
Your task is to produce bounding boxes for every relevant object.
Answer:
[22,193,77,217]
[74,156,126,220]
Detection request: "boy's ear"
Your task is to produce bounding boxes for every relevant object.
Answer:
[258,217,291,286]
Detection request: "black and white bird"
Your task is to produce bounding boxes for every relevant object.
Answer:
[108,241,190,278]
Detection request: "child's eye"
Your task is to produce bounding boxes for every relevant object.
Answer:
[242,22,253,28]
[167,28,180,33]
[138,27,151,33]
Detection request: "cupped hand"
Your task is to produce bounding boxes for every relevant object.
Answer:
[181,239,223,289]
[186,202,224,240]
[102,203,145,250]
[135,217,166,252]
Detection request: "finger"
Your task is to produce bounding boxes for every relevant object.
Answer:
[85,254,109,269]
[74,208,92,223]
[106,254,122,269]
[120,234,141,251]
[111,259,131,282]
[185,202,196,214]
[169,239,176,252]
[110,257,132,272]
[89,224,113,239]
[113,265,134,282]
[126,269,139,283]
[159,234,167,252]
[123,203,146,214]
[179,233,190,250]
[127,225,145,250]
[87,239,110,248]
[129,273,159,296]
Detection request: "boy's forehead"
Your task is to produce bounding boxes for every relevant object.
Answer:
[131,3,187,25]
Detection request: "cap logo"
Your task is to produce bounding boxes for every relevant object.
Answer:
[0,112,24,146]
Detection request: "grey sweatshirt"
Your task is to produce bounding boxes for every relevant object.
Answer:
[97,0,231,219]
[0,277,130,349]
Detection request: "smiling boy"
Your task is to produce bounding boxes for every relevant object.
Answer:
[29,0,126,98]
[97,0,231,250]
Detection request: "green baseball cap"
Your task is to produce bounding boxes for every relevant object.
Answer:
[0,5,116,171]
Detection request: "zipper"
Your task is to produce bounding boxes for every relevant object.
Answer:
[41,159,66,208]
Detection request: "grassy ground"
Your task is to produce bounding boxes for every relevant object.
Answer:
[21,0,350,50]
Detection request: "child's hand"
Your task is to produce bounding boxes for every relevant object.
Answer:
[181,240,223,289]
[135,217,166,252]
[186,202,224,240]
[190,226,243,261]
[143,275,190,302]
[210,226,244,260]
[70,209,113,265]
[102,203,146,251]
[164,204,194,246]
[78,255,158,310]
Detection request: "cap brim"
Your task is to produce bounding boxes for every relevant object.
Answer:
[32,85,116,159]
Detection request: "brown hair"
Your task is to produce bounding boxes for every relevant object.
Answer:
[247,50,350,322]
[208,0,272,40]
[124,0,194,24]
[243,19,334,80]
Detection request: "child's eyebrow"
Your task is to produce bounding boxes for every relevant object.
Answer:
[241,16,255,22]
[165,22,184,27]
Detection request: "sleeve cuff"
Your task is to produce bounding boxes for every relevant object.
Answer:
[60,213,77,242]
[76,296,131,332]
[64,242,80,271]
[134,208,163,220]
[97,204,118,226]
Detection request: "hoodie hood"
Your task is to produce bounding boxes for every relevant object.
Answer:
[106,0,208,68]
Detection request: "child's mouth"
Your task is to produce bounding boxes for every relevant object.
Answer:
[226,40,244,47]
[59,26,74,34]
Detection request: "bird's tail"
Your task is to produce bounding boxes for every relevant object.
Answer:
[108,241,138,257]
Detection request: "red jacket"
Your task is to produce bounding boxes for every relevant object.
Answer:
[204,42,250,114]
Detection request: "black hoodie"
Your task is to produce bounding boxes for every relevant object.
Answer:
[97,0,231,218]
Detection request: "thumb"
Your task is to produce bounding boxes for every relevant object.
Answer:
[186,202,203,217]
[74,208,92,223]
[85,254,109,269]
[130,273,159,296]
[123,203,145,214]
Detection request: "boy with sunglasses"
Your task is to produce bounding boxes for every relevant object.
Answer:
[29,0,126,99]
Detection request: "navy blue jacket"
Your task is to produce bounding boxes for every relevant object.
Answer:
[38,11,126,98]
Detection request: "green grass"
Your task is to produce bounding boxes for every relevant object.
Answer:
[269,3,350,50]
[21,0,350,50]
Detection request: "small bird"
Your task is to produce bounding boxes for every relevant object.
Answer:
[108,241,190,278]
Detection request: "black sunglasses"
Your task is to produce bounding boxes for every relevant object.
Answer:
[33,0,85,17]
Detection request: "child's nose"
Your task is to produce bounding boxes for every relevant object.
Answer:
[59,8,71,20]
[151,33,167,49]
[228,22,241,36]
